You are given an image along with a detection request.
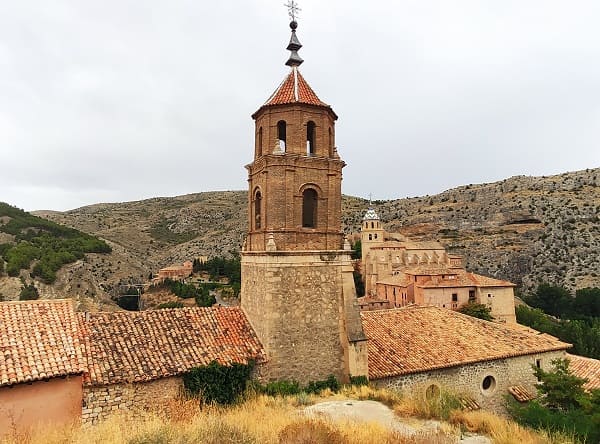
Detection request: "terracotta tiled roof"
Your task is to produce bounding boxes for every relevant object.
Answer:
[361,306,570,380]
[79,306,266,386]
[567,353,600,391]
[414,271,514,289]
[467,273,515,288]
[377,268,514,289]
[263,66,329,108]
[508,385,536,402]
[0,299,85,387]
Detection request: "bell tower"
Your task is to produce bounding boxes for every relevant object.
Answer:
[241,11,368,384]
[246,20,344,252]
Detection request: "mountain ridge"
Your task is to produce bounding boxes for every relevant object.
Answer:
[1,167,596,306]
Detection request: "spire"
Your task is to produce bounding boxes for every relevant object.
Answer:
[284,1,303,67]
[286,21,304,67]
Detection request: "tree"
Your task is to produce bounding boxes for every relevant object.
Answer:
[526,283,572,318]
[573,287,600,318]
[353,271,365,297]
[351,239,361,260]
[509,358,600,442]
[458,302,493,321]
[533,358,587,411]
[19,283,39,301]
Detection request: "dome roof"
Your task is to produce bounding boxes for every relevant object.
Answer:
[363,208,380,221]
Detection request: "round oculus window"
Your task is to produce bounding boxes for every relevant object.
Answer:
[482,375,496,393]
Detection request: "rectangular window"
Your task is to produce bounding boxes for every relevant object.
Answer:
[468,290,475,302]
[452,293,458,302]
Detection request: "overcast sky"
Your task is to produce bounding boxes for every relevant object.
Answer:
[1,1,599,211]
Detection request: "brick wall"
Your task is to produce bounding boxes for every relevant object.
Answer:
[375,350,566,413]
[82,377,183,424]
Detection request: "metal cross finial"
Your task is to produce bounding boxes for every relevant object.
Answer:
[284,0,301,21]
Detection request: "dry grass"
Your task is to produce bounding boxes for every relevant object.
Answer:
[450,410,578,444]
[1,394,453,444]
[1,387,574,444]
[393,385,461,420]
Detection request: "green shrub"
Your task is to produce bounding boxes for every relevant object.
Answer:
[183,361,254,405]
[458,302,493,321]
[306,375,340,394]
[19,283,39,301]
[262,380,302,396]
[349,375,369,387]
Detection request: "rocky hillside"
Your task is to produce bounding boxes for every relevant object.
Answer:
[24,168,600,304]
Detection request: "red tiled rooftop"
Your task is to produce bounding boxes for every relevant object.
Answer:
[262,66,329,108]
[567,353,600,391]
[0,299,85,387]
[361,306,570,380]
[79,306,266,386]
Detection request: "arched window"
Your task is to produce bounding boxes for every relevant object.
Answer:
[254,190,262,229]
[257,127,263,156]
[368,234,372,240]
[371,222,374,229]
[277,120,286,152]
[306,121,316,156]
[328,127,333,157]
[302,188,318,228]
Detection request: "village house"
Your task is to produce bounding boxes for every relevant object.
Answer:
[152,260,193,284]
[78,305,265,424]
[0,300,85,437]
[359,208,517,323]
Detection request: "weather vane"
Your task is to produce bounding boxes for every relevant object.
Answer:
[284,0,301,22]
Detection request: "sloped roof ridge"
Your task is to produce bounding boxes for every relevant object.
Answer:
[262,66,329,108]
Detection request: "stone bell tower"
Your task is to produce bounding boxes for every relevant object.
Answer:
[241,17,368,383]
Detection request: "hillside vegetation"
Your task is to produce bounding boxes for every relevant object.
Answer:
[0,203,111,287]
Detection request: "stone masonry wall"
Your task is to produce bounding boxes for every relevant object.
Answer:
[241,251,365,384]
[376,350,566,414]
[82,377,182,424]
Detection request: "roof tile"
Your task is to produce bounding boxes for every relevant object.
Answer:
[567,353,600,391]
[263,67,329,108]
[361,306,570,380]
[78,306,266,386]
[0,299,85,387]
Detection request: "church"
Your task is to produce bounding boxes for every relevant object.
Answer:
[0,11,582,435]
